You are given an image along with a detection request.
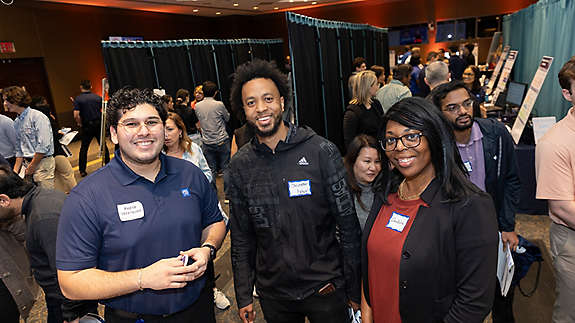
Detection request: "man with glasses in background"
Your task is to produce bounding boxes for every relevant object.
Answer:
[430,81,521,323]
[56,88,226,322]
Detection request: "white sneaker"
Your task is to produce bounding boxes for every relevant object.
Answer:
[213,288,231,310]
[252,286,259,298]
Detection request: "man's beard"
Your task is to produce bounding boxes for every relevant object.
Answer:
[452,114,473,131]
[247,114,283,138]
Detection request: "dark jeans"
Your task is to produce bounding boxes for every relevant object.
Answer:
[202,138,230,176]
[0,279,19,323]
[492,280,516,323]
[104,283,215,323]
[259,288,349,323]
[46,296,99,323]
[79,120,110,173]
[46,296,63,323]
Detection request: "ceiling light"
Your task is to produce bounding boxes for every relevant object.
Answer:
[253,6,258,9]
[233,3,239,6]
[312,1,317,3]
[193,9,199,12]
[274,7,279,9]
[216,11,221,15]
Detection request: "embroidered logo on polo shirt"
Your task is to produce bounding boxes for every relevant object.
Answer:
[297,157,309,166]
[181,188,191,197]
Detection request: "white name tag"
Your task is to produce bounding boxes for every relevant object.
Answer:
[386,211,410,232]
[464,161,473,172]
[288,180,312,197]
[117,201,145,222]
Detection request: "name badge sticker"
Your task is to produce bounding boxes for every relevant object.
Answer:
[464,161,473,172]
[386,211,410,232]
[288,180,312,197]
[117,201,145,222]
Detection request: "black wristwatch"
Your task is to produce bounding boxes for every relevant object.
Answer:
[202,243,217,261]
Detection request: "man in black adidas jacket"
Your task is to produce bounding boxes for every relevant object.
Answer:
[431,81,521,323]
[226,59,361,323]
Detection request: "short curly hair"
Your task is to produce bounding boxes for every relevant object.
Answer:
[2,86,32,108]
[230,59,291,120]
[106,87,167,129]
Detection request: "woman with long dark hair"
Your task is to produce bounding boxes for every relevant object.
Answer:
[462,65,485,102]
[344,135,382,230]
[360,97,498,323]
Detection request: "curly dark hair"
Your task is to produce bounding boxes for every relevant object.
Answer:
[106,87,167,129]
[230,59,291,120]
[0,164,34,199]
[2,86,32,108]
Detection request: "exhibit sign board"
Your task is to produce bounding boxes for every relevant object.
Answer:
[493,49,518,103]
[487,45,510,95]
[511,56,554,144]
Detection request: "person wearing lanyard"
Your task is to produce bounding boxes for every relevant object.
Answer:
[361,97,498,323]
[430,81,521,322]
[56,88,226,322]
[3,86,55,189]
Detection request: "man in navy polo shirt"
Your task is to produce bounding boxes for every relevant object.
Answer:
[56,88,226,322]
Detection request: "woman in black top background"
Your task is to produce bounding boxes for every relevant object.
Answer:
[343,70,384,151]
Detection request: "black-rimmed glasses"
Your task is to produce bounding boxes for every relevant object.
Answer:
[380,133,424,152]
[443,98,474,113]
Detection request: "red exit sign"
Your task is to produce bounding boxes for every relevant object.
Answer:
[0,42,16,53]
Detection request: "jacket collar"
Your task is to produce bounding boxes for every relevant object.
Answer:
[419,177,441,205]
[21,186,40,217]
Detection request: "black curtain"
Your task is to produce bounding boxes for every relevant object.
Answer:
[102,47,156,93]
[154,46,194,98]
[339,29,353,102]
[233,44,252,66]
[288,21,324,136]
[286,12,389,151]
[188,45,217,89]
[319,28,345,152]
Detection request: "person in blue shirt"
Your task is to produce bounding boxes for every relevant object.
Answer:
[3,86,54,189]
[0,113,17,167]
[56,88,226,322]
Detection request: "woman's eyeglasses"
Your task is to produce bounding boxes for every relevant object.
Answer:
[380,133,424,152]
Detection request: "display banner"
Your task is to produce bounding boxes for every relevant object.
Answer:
[493,49,518,103]
[511,56,554,144]
[486,45,510,95]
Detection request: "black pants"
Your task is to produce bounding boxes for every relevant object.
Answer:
[0,279,20,323]
[79,120,110,173]
[492,280,516,323]
[104,283,215,323]
[259,288,349,323]
[46,296,99,323]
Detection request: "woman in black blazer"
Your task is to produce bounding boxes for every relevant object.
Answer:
[360,97,499,323]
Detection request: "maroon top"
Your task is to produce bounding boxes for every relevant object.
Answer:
[367,193,426,322]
